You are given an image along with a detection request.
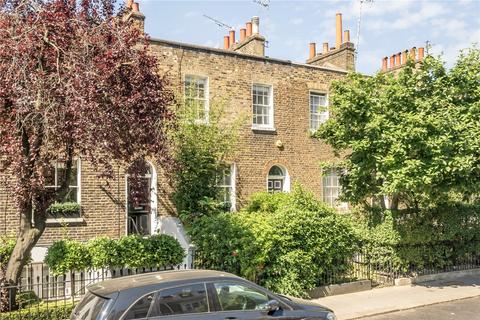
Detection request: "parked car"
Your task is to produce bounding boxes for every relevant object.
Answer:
[70,269,336,320]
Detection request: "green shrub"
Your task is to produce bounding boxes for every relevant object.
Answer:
[0,237,15,267]
[87,237,121,269]
[350,203,480,272]
[189,185,359,297]
[44,239,90,275]
[0,302,74,320]
[15,291,40,308]
[45,235,185,272]
[47,202,81,218]
[144,234,185,268]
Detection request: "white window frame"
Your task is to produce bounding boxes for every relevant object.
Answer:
[309,91,329,131]
[184,74,210,123]
[216,163,236,211]
[322,168,341,207]
[45,158,81,204]
[252,84,274,130]
[45,158,82,223]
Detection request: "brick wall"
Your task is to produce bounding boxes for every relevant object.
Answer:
[0,38,349,245]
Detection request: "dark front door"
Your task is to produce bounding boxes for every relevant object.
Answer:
[268,179,283,193]
[127,175,151,236]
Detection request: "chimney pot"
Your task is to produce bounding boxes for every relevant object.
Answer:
[309,43,316,59]
[323,42,329,54]
[229,30,235,47]
[224,36,230,49]
[418,47,425,60]
[343,30,350,43]
[390,54,396,68]
[246,22,252,37]
[409,47,416,60]
[382,57,388,71]
[396,52,401,66]
[126,0,133,9]
[336,13,343,49]
[240,28,246,42]
[252,16,260,34]
[132,2,139,12]
[402,50,408,65]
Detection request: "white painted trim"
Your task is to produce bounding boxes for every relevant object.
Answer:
[184,74,210,124]
[266,164,290,192]
[230,163,237,212]
[125,161,158,236]
[252,83,275,130]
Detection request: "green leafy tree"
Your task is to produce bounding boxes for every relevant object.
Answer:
[316,48,480,210]
[169,99,244,223]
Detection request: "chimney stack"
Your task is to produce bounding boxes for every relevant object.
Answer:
[322,42,329,54]
[309,43,316,59]
[126,0,133,9]
[252,16,260,34]
[418,47,425,60]
[402,50,408,65]
[382,57,388,71]
[246,22,252,37]
[224,36,230,49]
[390,54,396,68]
[336,13,343,49]
[344,30,350,43]
[409,47,416,60]
[240,28,246,42]
[229,30,235,46]
[132,2,139,12]
[396,52,401,66]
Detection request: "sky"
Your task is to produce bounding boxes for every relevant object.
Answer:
[139,0,480,75]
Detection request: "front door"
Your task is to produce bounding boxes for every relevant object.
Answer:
[127,161,153,236]
[268,179,283,193]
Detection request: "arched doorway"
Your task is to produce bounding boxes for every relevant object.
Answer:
[126,160,157,235]
[267,165,290,193]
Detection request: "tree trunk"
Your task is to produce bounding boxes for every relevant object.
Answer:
[4,206,46,309]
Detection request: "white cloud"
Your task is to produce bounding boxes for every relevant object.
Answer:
[290,17,304,25]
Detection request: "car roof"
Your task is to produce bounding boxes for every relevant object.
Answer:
[87,269,242,297]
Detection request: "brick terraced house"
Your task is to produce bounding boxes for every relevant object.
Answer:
[0,5,363,263]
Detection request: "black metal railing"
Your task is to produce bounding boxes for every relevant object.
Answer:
[0,262,193,319]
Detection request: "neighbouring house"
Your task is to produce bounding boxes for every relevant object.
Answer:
[0,3,425,264]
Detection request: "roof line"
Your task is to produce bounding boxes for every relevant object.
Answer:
[148,37,348,74]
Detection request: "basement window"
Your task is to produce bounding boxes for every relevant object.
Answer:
[184,75,209,123]
[252,84,274,130]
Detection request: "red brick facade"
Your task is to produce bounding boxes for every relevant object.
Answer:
[0,12,355,248]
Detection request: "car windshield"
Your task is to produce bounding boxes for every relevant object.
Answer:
[72,291,111,320]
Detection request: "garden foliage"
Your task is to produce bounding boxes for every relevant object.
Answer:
[189,185,359,297]
[44,235,185,275]
[169,99,243,225]
[316,48,480,210]
[350,203,480,272]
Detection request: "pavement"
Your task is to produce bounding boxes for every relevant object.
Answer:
[312,275,480,320]
[365,296,480,320]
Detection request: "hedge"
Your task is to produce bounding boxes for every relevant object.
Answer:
[350,203,480,272]
[0,302,74,320]
[45,234,185,275]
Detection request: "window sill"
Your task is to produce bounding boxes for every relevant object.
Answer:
[251,126,277,134]
[46,217,85,226]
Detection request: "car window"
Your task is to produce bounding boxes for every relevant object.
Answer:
[213,282,270,311]
[72,291,111,320]
[149,283,209,317]
[123,293,154,320]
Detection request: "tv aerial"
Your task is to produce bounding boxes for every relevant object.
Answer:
[203,14,232,30]
[355,0,374,61]
[253,0,270,9]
